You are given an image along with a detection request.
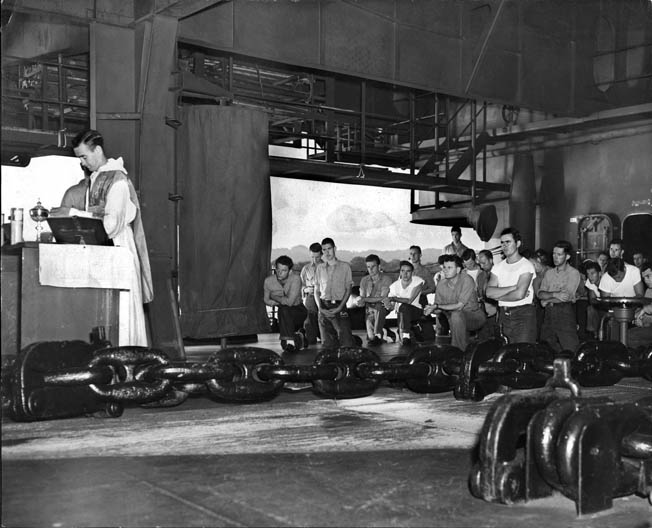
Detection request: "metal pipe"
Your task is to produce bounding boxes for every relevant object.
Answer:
[409,91,416,178]
[445,97,450,177]
[471,100,477,206]
[360,80,366,164]
[434,93,440,177]
[57,53,65,132]
[482,101,487,183]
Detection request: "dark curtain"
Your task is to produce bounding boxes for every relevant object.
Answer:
[177,105,271,338]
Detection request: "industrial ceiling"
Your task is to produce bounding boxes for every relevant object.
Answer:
[2,0,651,176]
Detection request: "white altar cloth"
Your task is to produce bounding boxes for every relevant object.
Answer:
[39,244,133,345]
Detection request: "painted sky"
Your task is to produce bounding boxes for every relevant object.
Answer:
[271,176,481,252]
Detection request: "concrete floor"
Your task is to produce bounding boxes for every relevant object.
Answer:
[2,331,651,527]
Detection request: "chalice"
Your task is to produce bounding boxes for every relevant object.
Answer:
[29,199,49,242]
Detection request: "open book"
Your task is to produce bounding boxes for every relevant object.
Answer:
[46,216,113,246]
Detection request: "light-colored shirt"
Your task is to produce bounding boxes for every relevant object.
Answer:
[599,263,642,297]
[435,273,482,313]
[464,268,481,285]
[389,276,425,309]
[444,241,469,258]
[492,256,535,307]
[540,265,581,303]
[300,261,320,298]
[359,273,393,309]
[263,272,302,306]
[315,259,353,301]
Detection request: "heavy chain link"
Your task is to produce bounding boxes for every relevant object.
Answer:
[16,340,650,412]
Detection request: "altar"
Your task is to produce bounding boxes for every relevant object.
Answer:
[0,243,131,357]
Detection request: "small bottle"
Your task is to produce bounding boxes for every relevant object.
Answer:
[10,208,24,245]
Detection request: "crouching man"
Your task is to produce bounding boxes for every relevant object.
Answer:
[264,255,308,352]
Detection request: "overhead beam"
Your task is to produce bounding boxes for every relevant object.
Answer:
[269,157,510,195]
[134,0,230,21]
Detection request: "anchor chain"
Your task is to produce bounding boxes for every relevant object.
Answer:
[2,339,650,422]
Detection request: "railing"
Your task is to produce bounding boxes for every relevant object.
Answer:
[1,53,90,134]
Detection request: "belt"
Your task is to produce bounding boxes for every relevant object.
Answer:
[320,299,342,307]
[500,304,534,315]
[545,302,573,308]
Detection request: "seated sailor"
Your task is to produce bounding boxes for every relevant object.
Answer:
[425,255,486,351]
[357,254,393,346]
[384,260,424,346]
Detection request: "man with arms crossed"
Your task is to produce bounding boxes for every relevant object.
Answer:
[486,227,536,343]
[314,237,355,348]
[357,254,393,346]
[537,240,581,352]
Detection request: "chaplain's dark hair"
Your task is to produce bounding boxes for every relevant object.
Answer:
[309,242,322,253]
[275,255,294,269]
[72,129,104,150]
[321,237,335,247]
[399,260,414,271]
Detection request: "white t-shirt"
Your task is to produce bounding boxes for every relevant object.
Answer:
[491,256,535,307]
[389,276,425,309]
[598,263,642,297]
